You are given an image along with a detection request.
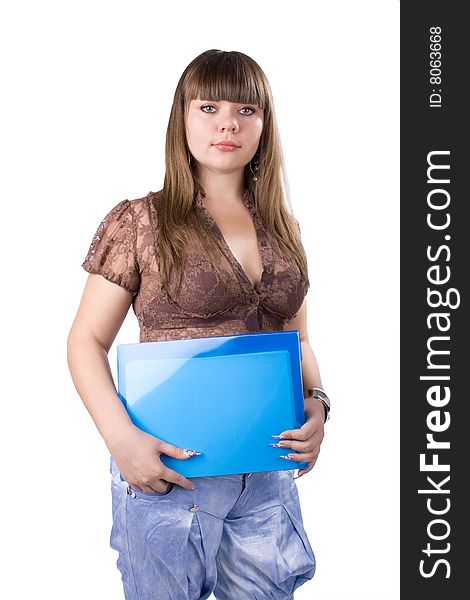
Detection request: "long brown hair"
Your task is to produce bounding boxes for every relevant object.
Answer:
[156,49,309,295]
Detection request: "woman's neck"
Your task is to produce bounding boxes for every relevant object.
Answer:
[196,169,246,207]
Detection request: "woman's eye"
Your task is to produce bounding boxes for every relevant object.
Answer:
[200,104,255,115]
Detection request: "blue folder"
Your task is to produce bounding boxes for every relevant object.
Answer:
[116,330,308,477]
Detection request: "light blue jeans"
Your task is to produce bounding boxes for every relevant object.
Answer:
[110,456,316,599]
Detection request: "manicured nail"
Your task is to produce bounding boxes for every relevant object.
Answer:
[191,484,196,490]
[269,442,285,448]
[280,455,294,460]
[271,435,286,439]
[183,449,202,457]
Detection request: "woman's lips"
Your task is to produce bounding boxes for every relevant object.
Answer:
[213,144,240,152]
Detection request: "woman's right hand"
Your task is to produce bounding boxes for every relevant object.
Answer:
[109,425,200,493]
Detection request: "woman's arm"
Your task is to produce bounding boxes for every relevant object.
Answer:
[67,273,198,493]
[67,274,136,444]
[283,298,327,422]
[279,298,326,477]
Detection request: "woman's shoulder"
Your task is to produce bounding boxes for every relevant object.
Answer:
[116,190,161,234]
[128,189,162,220]
[85,190,159,253]
[126,189,155,212]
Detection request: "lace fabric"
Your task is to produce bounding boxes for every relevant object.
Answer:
[81,189,309,342]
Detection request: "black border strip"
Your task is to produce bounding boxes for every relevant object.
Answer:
[401,3,468,597]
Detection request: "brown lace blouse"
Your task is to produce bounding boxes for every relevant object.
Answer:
[81,188,309,343]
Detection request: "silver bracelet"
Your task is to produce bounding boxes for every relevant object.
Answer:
[305,387,331,422]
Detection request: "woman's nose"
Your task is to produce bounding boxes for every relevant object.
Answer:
[219,115,239,133]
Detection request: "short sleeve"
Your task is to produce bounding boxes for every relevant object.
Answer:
[81,199,141,296]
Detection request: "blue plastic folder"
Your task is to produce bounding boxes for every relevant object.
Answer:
[116,330,308,477]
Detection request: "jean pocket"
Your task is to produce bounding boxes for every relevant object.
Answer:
[274,502,316,591]
[126,482,176,500]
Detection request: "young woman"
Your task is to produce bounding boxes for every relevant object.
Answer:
[67,49,329,600]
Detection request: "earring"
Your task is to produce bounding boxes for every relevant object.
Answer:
[187,151,193,167]
[249,154,260,182]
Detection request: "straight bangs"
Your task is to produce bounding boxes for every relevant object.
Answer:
[182,50,270,110]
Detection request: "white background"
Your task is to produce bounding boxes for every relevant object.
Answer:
[1,1,399,599]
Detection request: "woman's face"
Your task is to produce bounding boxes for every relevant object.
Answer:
[185,98,264,178]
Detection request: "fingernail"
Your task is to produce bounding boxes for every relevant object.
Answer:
[269,442,285,448]
[271,435,286,439]
[280,455,294,461]
[191,484,196,490]
[183,449,202,457]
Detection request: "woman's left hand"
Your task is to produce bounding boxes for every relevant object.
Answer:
[271,400,325,478]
